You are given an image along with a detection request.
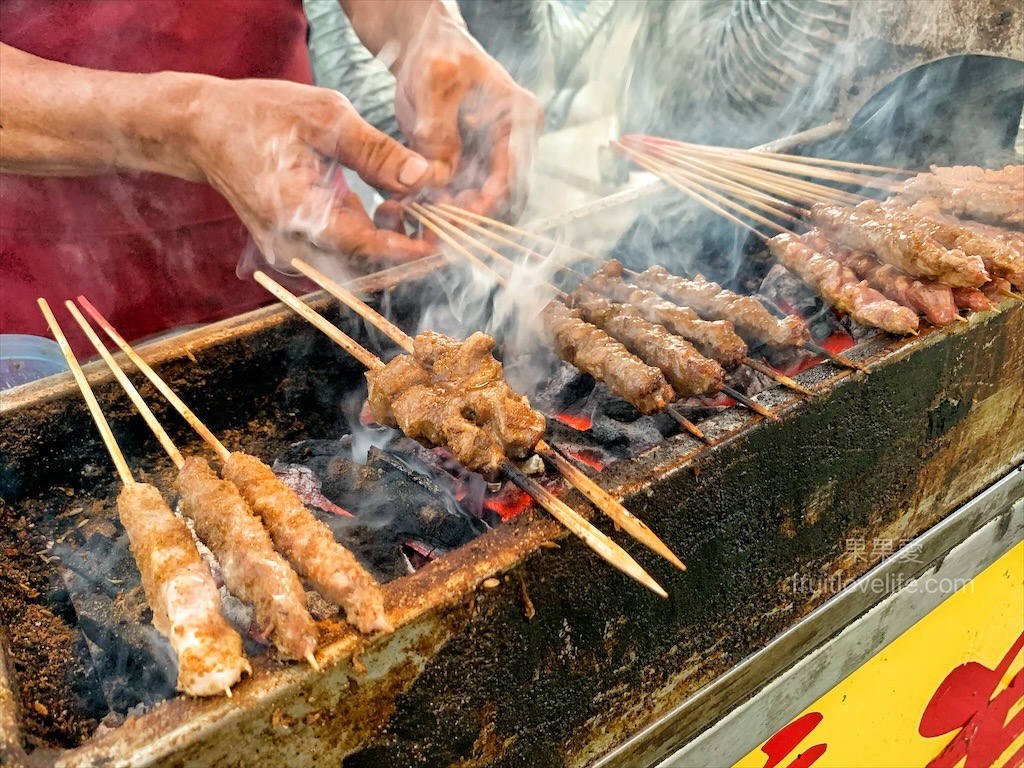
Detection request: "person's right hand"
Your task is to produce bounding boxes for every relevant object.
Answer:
[179,77,437,270]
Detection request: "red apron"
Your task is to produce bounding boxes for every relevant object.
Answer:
[0,0,312,354]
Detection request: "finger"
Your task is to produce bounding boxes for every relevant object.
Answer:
[308,94,433,194]
[470,134,512,218]
[408,58,475,185]
[320,195,435,264]
[373,199,407,233]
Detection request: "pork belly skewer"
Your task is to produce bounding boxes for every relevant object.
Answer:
[38,299,250,697]
[290,257,687,572]
[75,298,390,638]
[799,232,959,326]
[252,270,670,597]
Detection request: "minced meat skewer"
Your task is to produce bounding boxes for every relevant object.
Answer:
[631,265,810,349]
[542,300,675,415]
[801,231,957,326]
[899,200,1024,289]
[880,200,1023,289]
[222,452,391,635]
[811,201,989,288]
[768,233,920,335]
[117,482,250,697]
[569,288,725,397]
[175,456,317,662]
[581,260,748,366]
[899,165,1024,228]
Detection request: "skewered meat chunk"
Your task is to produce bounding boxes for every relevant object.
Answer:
[117,483,250,697]
[581,260,748,366]
[811,202,989,288]
[365,332,546,478]
[222,452,391,635]
[414,332,545,460]
[899,165,1024,227]
[542,300,674,415]
[632,265,810,348]
[365,355,431,428]
[570,288,725,396]
[900,200,1024,289]
[768,234,919,335]
[908,199,1024,258]
[175,457,317,661]
[952,287,995,313]
[801,231,957,326]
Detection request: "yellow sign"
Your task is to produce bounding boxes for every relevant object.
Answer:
[736,542,1024,768]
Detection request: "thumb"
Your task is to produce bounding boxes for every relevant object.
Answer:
[315,97,433,194]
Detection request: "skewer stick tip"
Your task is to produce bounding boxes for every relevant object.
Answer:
[305,651,320,672]
[224,687,233,699]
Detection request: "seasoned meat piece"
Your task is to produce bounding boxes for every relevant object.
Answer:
[118,482,250,696]
[542,300,674,414]
[570,288,724,396]
[768,233,920,334]
[582,261,747,366]
[952,287,995,312]
[811,202,989,288]
[632,264,810,348]
[365,355,431,428]
[802,231,957,326]
[175,457,316,661]
[223,452,391,635]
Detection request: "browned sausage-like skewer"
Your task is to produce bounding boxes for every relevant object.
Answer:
[118,483,251,695]
[222,452,392,635]
[175,456,317,663]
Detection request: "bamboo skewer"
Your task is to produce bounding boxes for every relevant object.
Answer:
[621,135,916,177]
[742,357,815,397]
[290,257,687,572]
[75,297,232,462]
[38,299,135,487]
[424,203,868,376]
[65,302,185,469]
[666,408,708,442]
[253,270,669,595]
[417,202,783,421]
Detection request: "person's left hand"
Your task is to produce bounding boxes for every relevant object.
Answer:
[374,4,543,232]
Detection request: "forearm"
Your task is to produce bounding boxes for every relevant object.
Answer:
[339,0,468,72]
[0,43,203,179]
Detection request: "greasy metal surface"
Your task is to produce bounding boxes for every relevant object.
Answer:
[840,0,1023,119]
[3,300,1017,768]
[610,465,1024,768]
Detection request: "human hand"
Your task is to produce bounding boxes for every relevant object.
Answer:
[183,77,436,269]
[389,4,544,221]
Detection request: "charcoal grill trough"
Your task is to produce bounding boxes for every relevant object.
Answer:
[1,121,1022,768]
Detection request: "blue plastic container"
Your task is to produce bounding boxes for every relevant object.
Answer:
[0,334,68,391]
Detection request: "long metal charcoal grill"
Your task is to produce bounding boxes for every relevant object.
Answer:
[1,119,1023,767]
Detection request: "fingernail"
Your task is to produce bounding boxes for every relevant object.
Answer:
[399,156,430,187]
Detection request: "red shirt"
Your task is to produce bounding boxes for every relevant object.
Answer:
[0,0,312,352]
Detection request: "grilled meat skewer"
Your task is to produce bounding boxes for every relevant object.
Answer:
[542,300,675,415]
[811,202,989,289]
[365,331,546,478]
[768,233,920,335]
[879,200,1023,289]
[900,200,1024,289]
[175,456,317,662]
[581,260,748,366]
[631,265,810,349]
[899,165,1024,228]
[569,288,725,397]
[801,231,957,326]
[222,452,391,634]
[118,482,251,696]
